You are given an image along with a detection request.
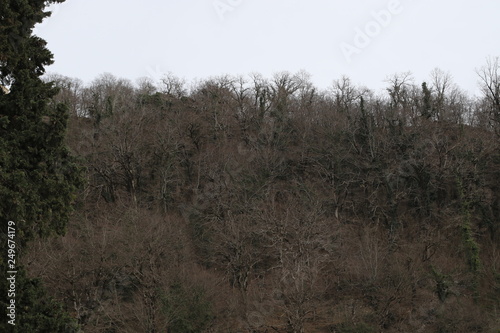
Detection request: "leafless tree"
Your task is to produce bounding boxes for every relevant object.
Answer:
[385,72,413,107]
[44,73,85,117]
[331,75,359,113]
[160,71,187,98]
[262,189,333,333]
[476,56,500,132]
[430,68,452,117]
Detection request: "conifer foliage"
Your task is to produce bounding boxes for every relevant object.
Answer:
[1,1,81,332]
[1,0,81,242]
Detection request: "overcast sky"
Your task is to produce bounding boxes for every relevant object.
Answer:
[34,0,500,96]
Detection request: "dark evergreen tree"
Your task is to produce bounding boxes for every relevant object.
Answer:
[1,1,81,331]
[421,82,432,119]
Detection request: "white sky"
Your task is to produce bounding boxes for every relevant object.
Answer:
[34,0,500,96]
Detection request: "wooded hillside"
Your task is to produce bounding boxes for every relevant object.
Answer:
[25,68,500,332]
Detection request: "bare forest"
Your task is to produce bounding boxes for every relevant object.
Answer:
[25,63,500,332]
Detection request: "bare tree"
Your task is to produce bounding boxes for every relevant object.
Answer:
[44,73,85,117]
[385,72,415,125]
[476,56,500,132]
[331,75,359,113]
[230,75,251,119]
[160,72,187,98]
[269,71,304,118]
[430,68,452,117]
[135,76,157,95]
[262,190,333,333]
[386,72,414,104]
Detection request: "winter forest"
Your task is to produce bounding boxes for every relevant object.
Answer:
[1,2,500,333]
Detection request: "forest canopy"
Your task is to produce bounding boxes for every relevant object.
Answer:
[22,63,500,332]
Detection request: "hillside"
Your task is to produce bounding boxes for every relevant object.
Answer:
[25,71,500,332]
